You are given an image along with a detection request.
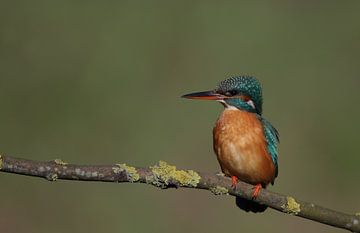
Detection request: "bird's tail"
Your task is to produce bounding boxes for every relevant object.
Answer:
[235,196,267,213]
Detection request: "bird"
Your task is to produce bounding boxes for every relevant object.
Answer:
[182,76,279,213]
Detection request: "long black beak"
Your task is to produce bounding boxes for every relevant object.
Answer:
[181,90,224,100]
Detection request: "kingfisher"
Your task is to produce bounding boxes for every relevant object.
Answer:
[182,76,279,213]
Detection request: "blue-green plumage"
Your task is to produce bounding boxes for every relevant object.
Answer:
[216,76,263,115]
[260,117,279,180]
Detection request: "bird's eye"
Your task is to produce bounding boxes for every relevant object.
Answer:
[225,90,238,96]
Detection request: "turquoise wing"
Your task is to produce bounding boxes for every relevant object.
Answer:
[260,117,280,181]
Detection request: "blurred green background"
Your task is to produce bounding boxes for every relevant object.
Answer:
[0,1,359,233]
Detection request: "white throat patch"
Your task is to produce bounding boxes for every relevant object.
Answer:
[217,100,238,110]
[217,99,256,110]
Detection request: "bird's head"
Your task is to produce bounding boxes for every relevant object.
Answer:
[182,76,263,115]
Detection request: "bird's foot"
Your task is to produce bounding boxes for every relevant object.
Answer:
[252,184,262,199]
[231,176,238,190]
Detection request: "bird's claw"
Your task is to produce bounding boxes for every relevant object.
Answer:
[231,176,238,190]
[252,184,262,199]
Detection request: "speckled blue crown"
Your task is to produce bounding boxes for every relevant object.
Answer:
[216,76,263,114]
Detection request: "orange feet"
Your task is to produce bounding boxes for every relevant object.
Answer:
[252,184,262,199]
[231,176,238,190]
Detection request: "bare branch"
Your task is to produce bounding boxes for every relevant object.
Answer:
[0,155,359,232]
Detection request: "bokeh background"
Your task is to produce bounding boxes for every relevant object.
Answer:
[0,1,359,233]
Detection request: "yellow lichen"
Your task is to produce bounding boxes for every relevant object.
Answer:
[0,154,3,170]
[209,186,228,195]
[149,161,201,188]
[281,196,301,215]
[54,158,68,165]
[46,173,58,181]
[113,163,140,182]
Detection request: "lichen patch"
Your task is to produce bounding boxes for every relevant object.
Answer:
[210,186,228,195]
[353,218,359,225]
[46,173,58,181]
[281,196,301,215]
[75,168,81,175]
[91,171,98,177]
[113,164,140,182]
[54,158,68,166]
[149,161,201,188]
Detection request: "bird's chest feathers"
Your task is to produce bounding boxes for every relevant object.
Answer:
[213,109,275,185]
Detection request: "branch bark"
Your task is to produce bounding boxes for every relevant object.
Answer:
[0,155,359,232]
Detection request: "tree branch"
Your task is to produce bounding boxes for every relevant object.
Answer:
[0,154,359,232]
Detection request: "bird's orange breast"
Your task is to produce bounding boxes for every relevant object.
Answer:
[213,108,275,186]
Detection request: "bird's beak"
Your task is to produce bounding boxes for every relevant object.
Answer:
[181,90,224,100]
